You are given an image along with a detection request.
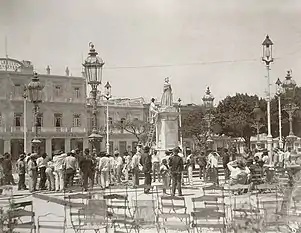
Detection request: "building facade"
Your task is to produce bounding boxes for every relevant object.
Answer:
[0,58,88,159]
[0,58,148,159]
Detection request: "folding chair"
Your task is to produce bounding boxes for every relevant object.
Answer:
[37,213,66,233]
[104,193,134,233]
[191,210,225,233]
[160,196,187,215]
[157,212,190,233]
[67,193,91,233]
[132,199,159,233]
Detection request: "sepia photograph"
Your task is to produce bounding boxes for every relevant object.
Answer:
[0,0,301,232]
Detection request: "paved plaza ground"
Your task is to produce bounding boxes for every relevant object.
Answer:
[0,171,290,233]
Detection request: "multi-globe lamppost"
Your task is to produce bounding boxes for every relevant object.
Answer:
[178,98,183,151]
[275,77,283,149]
[83,43,104,151]
[103,82,112,154]
[27,72,44,153]
[282,70,298,149]
[262,35,274,164]
[202,87,215,150]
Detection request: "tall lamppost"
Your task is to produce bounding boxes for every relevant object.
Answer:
[22,86,28,153]
[282,70,298,149]
[103,81,112,154]
[83,43,104,151]
[262,35,274,164]
[27,73,44,153]
[178,98,183,151]
[251,102,265,148]
[276,78,283,149]
[202,87,215,150]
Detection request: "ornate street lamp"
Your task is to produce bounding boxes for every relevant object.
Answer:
[262,35,274,164]
[103,81,112,154]
[178,98,183,151]
[202,87,215,149]
[83,42,104,151]
[276,78,283,148]
[251,102,265,148]
[282,71,298,144]
[27,72,44,153]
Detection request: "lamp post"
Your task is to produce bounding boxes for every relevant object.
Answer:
[202,87,215,150]
[178,98,183,151]
[282,71,298,149]
[276,78,283,149]
[251,102,265,148]
[262,35,274,164]
[83,42,104,151]
[103,82,112,154]
[27,73,44,153]
[22,86,28,153]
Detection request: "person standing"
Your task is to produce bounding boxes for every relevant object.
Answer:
[197,151,207,181]
[140,146,152,194]
[17,154,27,190]
[186,153,194,186]
[64,152,77,188]
[207,151,220,185]
[222,149,231,181]
[99,153,110,189]
[37,153,48,190]
[79,149,94,192]
[27,155,38,192]
[122,152,132,183]
[131,144,143,187]
[53,151,67,192]
[2,153,16,185]
[160,159,170,194]
[115,153,124,184]
[169,148,184,196]
[152,150,160,182]
[45,158,55,191]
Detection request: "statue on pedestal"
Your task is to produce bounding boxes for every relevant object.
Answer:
[160,77,173,107]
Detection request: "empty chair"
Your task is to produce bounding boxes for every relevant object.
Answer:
[191,209,225,233]
[37,213,66,233]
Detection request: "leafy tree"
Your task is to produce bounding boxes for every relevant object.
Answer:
[214,93,266,148]
[181,106,221,151]
[113,118,151,144]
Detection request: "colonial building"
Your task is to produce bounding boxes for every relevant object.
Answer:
[0,58,88,159]
[0,57,148,159]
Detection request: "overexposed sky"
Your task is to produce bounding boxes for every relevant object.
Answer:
[0,0,301,104]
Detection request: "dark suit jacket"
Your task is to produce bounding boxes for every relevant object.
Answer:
[140,152,152,173]
[169,155,184,174]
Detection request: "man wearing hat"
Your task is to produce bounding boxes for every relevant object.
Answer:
[169,147,184,196]
[17,153,27,190]
[130,144,143,187]
[140,146,152,193]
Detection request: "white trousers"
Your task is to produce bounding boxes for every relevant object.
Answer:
[54,169,64,191]
[188,166,193,185]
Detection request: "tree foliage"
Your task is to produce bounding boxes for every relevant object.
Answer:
[113,118,151,144]
[214,93,266,148]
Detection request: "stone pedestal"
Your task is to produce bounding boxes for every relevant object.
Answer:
[156,107,179,159]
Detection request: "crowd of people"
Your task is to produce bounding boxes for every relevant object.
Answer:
[0,144,299,195]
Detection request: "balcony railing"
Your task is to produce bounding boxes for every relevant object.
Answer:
[70,127,86,133]
[31,127,68,133]
[11,126,24,132]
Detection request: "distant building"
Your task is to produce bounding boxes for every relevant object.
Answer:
[0,57,147,158]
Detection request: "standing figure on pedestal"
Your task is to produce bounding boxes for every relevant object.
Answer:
[161,77,173,107]
[149,98,159,124]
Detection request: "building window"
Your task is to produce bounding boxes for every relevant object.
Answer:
[0,113,2,126]
[108,117,113,125]
[14,84,22,98]
[120,118,125,133]
[73,87,81,99]
[37,113,43,127]
[133,117,139,121]
[73,114,81,127]
[14,113,22,127]
[54,113,62,127]
[54,85,62,97]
